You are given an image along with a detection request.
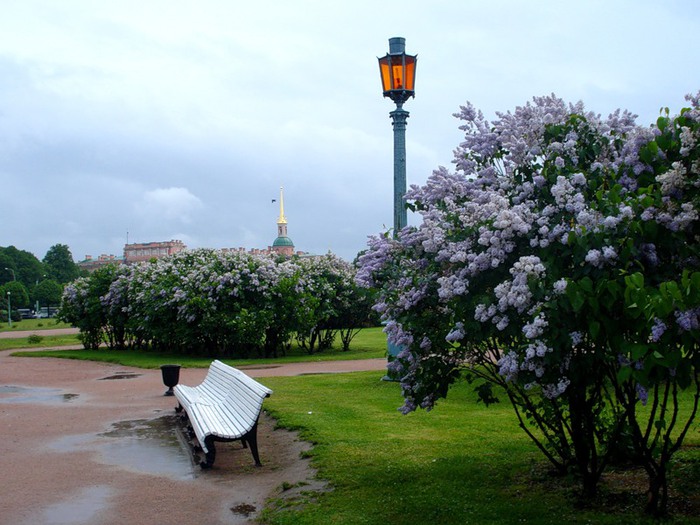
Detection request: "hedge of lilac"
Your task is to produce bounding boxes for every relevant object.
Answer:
[60,250,372,358]
[357,93,700,515]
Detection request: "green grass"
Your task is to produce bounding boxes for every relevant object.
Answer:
[0,318,71,332]
[0,334,82,351]
[258,373,700,525]
[5,323,699,523]
[8,327,388,367]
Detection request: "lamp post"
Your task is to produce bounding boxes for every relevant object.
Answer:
[378,37,417,235]
[6,291,11,328]
[378,37,417,379]
[4,267,15,281]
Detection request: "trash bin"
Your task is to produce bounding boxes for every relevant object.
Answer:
[160,364,181,396]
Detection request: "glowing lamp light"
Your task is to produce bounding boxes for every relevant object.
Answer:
[378,37,417,106]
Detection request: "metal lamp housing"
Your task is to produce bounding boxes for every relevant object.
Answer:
[378,37,417,106]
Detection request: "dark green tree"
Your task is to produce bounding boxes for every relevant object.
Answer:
[0,246,45,287]
[1,281,30,309]
[43,244,80,284]
[34,279,63,310]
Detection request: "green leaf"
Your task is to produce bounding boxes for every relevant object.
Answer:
[617,366,633,383]
[589,321,600,339]
[579,277,594,293]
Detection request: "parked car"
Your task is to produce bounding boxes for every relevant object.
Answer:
[17,309,36,319]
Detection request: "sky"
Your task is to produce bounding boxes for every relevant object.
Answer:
[1,0,699,263]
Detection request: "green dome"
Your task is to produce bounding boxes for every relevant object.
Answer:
[273,236,294,247]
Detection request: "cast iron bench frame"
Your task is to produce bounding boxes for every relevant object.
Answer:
[174,360,273,469]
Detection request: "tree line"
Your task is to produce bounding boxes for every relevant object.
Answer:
[1,244,80,321]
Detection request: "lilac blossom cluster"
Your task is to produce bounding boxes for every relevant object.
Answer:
[358,92,700,416]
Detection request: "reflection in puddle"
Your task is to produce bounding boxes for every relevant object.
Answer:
[35,485,113,525]
[0,385,80,404]
[99,372,141,380]
[99,415,196,479]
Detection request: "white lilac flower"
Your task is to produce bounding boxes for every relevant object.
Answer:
[523,313,548,339]
[553,279,567,294]
[585,249,603,267]
[445,323,465,342]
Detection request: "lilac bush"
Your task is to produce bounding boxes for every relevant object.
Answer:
[61,249,368,358]
[358,93,700,514]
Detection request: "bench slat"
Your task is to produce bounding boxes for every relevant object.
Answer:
[174,360,272,454]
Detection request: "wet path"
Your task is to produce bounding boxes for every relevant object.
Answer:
[0,342,387,524]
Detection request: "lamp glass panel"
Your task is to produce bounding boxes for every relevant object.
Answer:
[404,57,416,91]
[391,61,404,90]
[379,57,391,92]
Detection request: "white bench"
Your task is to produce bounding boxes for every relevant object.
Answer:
[174,360,273,469]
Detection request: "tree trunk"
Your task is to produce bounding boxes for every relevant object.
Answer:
[645,464,668,517]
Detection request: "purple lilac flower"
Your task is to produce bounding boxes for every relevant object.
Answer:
[570,331,583,346]
[636,383,648,406]
[675,308,700,332]
[650,318,666,342]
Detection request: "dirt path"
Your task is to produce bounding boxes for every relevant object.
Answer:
[0,350,387,524]
[0,327,79,338]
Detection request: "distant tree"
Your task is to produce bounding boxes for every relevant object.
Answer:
[0,246,45,287]
[0,258,14,285]
[34,279,63,309]
[1,281,30,309]
[43,244,80,284]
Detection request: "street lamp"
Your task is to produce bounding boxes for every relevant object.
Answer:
[378,37,417,235]
[4,267,15,281]
[6,291,11,328]
[378,37,417,379]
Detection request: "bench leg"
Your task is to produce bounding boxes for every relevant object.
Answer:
[243,421,263,467]
[200,435,217,469]
[175,403,183,413]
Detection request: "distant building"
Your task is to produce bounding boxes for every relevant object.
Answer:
[124,240,186,263]
[78,240,187,272]
[77,254,124,272]
[77,188,303,272]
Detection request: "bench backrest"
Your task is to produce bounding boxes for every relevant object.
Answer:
[199,360,273,407]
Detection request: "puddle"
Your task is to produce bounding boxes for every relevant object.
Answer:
[98,415,196,479]
[0,385,80,405]
[99,372,141,380]
[45,415,196,479]
[47,433,96,453]
[33,485,113,525]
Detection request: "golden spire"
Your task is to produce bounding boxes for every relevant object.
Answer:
[277,186,287,224]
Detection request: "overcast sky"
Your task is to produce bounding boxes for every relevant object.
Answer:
[1,1,698,263]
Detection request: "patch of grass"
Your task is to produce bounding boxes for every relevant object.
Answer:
[257,372,700,525]
[0,318,71,332]
[9,327,388,367]
[0,334,82,351]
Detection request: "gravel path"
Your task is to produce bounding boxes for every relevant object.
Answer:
[0,345,387,524]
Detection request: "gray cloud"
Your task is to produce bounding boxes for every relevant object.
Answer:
[1,0,698,262]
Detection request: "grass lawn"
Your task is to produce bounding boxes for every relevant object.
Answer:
[0,318,72,332]
[8,327,388,367]
[258,372,700,525]
[5,325,700,522]
[0,334,82,351]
